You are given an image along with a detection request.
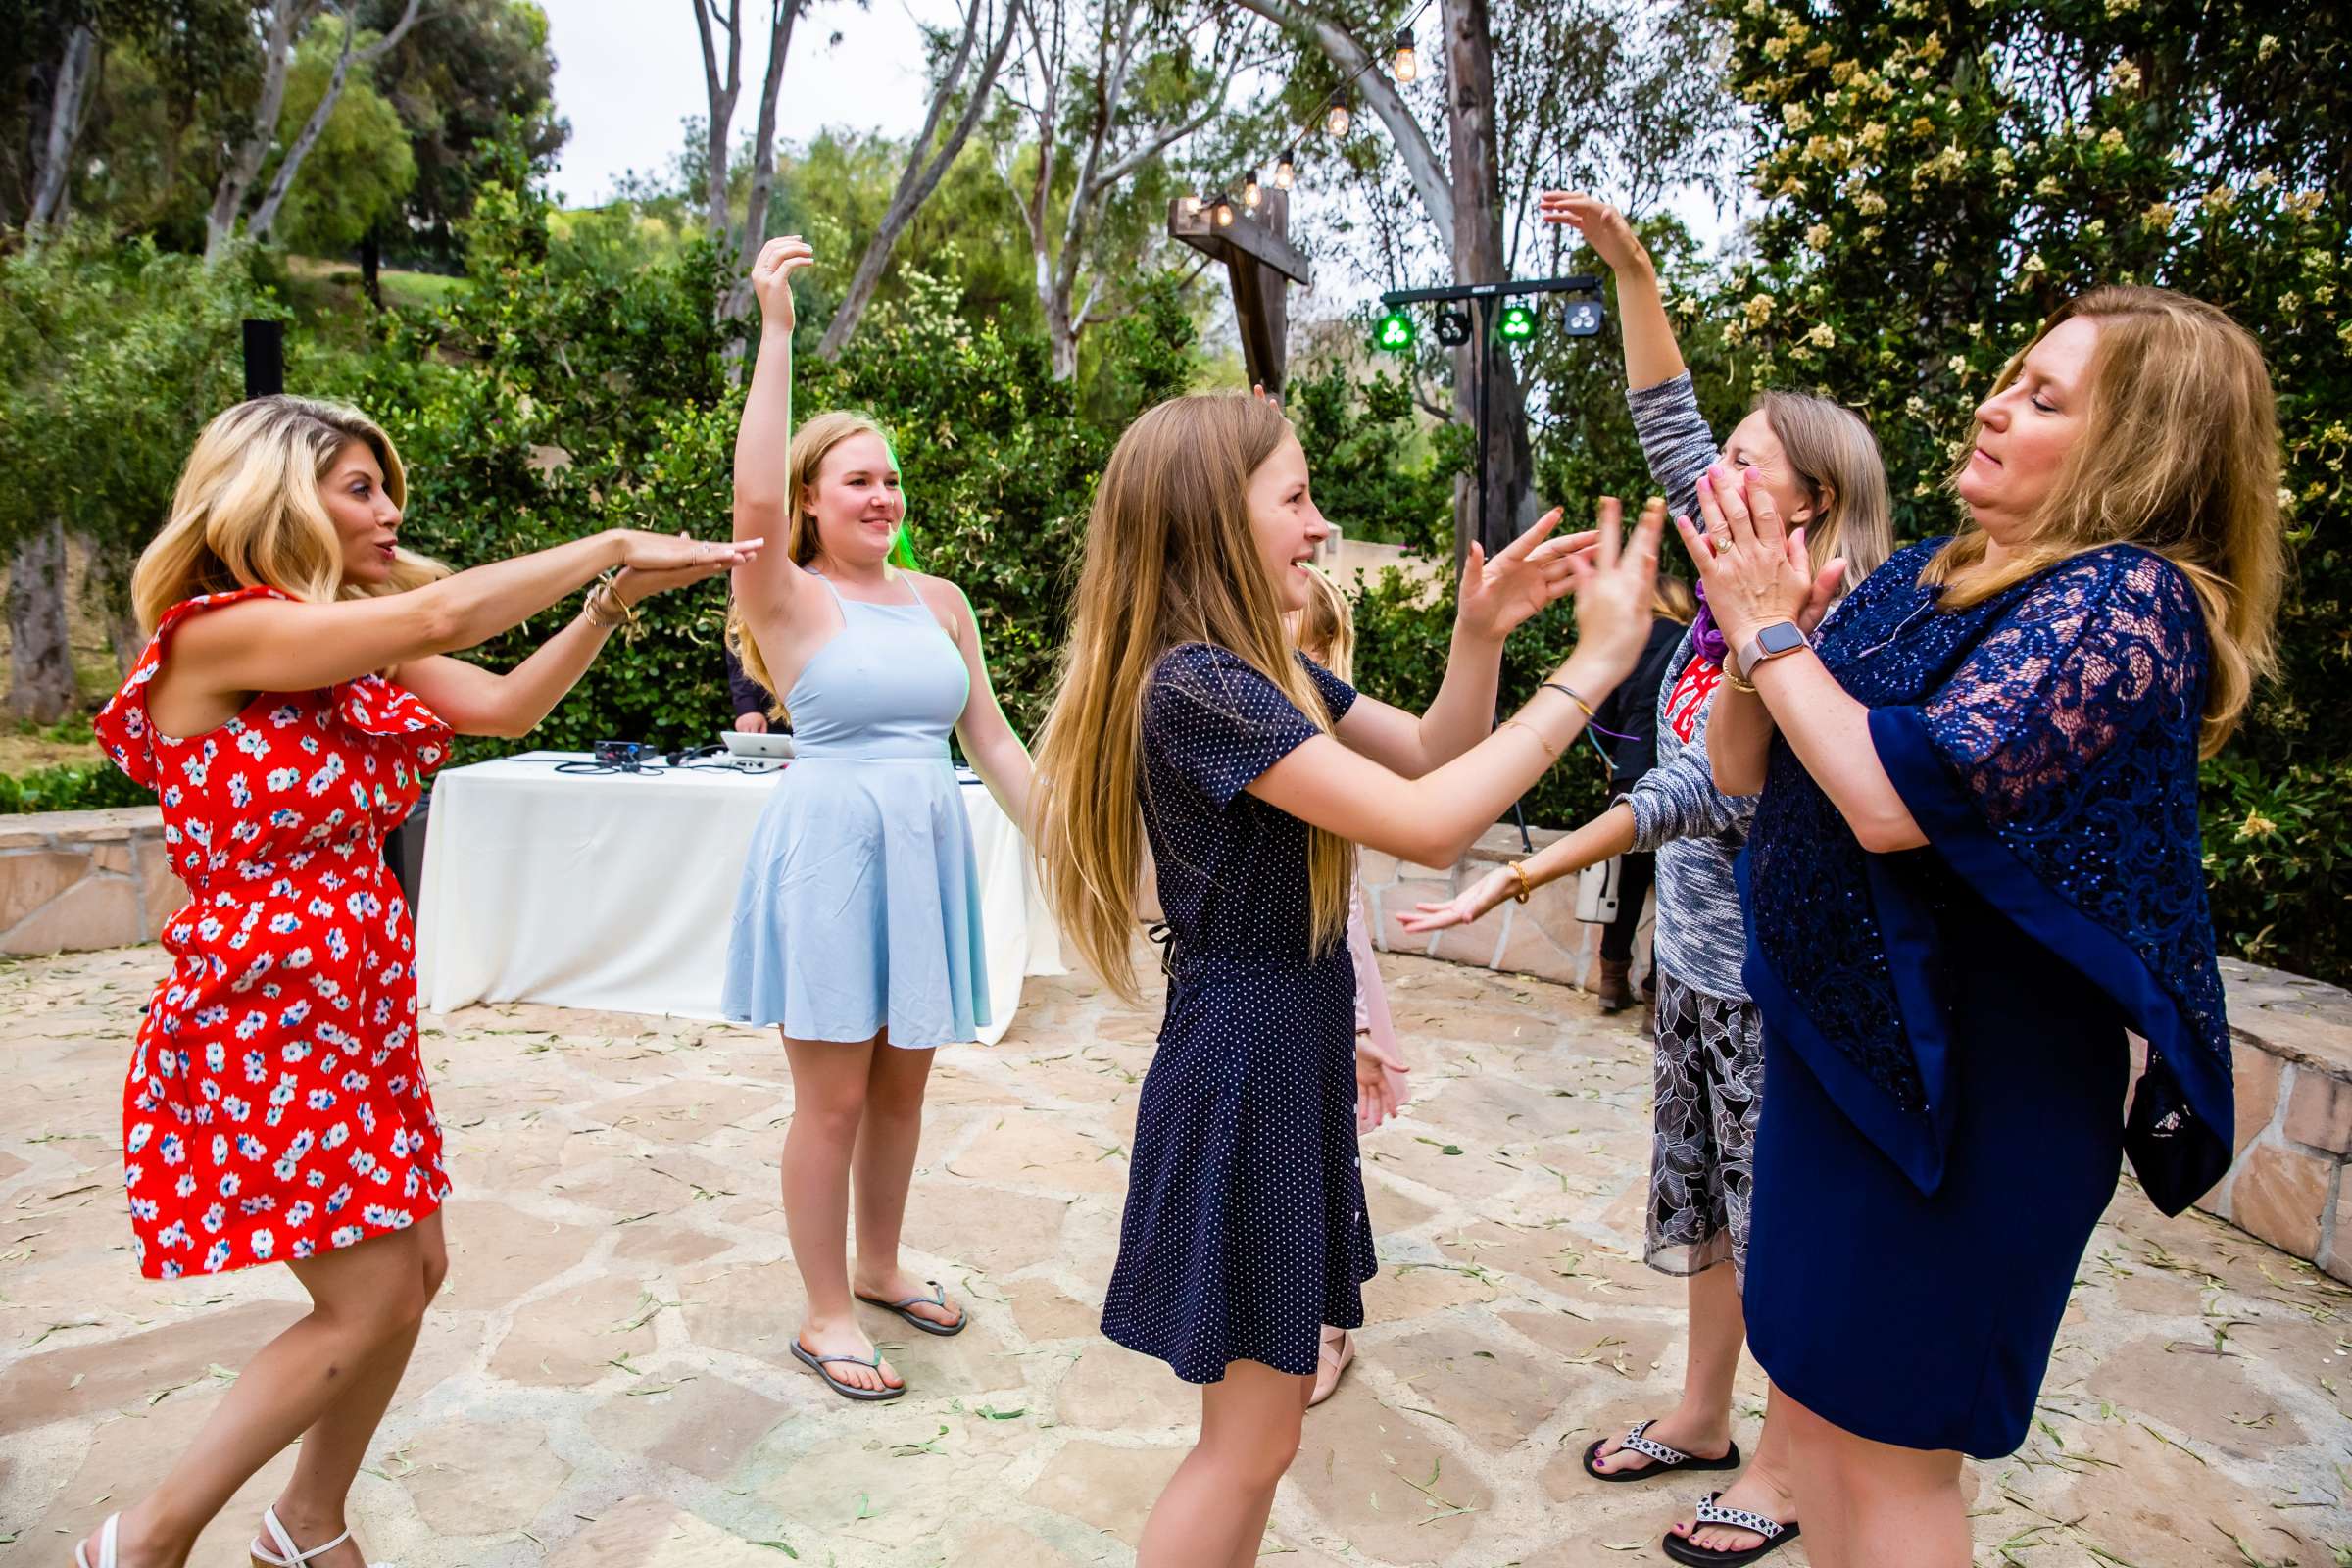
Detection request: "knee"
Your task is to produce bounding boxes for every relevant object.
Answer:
[792,1092,869,1146]
[417,1237,449,1305]
[1209,1413,1303,1492]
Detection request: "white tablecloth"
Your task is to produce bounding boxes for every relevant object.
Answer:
[414,751,1061,1045]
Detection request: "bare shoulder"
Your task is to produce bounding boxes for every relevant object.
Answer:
[905,570,976,635]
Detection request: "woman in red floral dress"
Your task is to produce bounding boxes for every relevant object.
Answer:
[75,396,759,1568]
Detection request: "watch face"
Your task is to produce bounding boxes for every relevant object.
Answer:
[1759,622,1806,656]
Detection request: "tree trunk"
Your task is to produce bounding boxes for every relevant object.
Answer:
[360,225,383,307]
[721,0,800,324]
[5,521,76,723]
[1440,0,1532,564]
[818,0,1017,356]
[207,2,314,263]
[248,0,422,245]
[29,22,99,232]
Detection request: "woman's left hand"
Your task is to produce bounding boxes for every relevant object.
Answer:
[613,531,746,606]
[1674,465,1845,652]
[1354,1031,1411,1132]
[1456,507,1596,642]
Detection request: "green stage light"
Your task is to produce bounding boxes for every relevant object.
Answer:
[1373,309,1417,354]
[1496,301,1539,343]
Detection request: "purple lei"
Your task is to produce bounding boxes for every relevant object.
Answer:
[1690,581,1730,668]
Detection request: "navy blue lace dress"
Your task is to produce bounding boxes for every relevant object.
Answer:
[1740,541,2233,1457]
[1100,643,1378,1384]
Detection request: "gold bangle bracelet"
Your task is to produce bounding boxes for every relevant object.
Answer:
[1721,662,1758,695]
[1505,861,1534,904]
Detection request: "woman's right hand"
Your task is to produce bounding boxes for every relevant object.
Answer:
[1562,495,1665,687]
[614,529,763,574]
[1537,191,1650,277]
[750,234,814,330]
[1396,866,1511,933]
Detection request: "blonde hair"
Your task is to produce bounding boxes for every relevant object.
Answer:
[1922,285,2283,756]
[1296,564,1354,683]
[1753,390,1894,587]
[1033,393,1354,1002]
[130,396,447,633]
[724,409,907,710]
[1653,572,1697,625]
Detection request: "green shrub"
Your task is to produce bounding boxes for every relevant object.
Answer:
[0,761,154,815]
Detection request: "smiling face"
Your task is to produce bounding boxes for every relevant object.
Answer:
[1720,409,1819,528]
[1243,431,1330,614]
[806,431,906,567]
[324,441,404,588]
[1957,314,2101,548]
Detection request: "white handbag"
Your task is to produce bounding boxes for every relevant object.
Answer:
[1576,855,1622,924]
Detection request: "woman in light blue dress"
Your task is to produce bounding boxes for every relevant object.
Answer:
[723,236,1035,1401]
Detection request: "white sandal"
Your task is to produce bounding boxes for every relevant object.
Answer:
[74,1514,121,1568]
[251,1506,379,1568]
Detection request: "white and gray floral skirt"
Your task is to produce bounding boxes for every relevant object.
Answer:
[1645,969,1766,1289]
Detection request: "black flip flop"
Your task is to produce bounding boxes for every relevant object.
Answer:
[855,1279,968,1337]
[1660,1492,1800,1566]
[791,1340,906,1401]
[1583,1418,1742,1483]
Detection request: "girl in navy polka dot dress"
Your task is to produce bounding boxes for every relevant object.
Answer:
[1033,392,1664,1565]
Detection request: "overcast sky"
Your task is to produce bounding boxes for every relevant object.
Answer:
[541,0,932,209]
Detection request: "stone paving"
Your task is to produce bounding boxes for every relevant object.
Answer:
[4,943,2350,1568]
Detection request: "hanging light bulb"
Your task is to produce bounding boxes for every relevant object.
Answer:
[1243,170,1263,209]
[1326,99,1350,139]
[1274,147,1296,190]
[1392,29,1419,83]
[1212,193,1237,227]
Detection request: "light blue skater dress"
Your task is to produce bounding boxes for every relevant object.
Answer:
[723,573,990,1047]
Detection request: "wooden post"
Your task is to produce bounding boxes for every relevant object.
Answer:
[1168,188,1311,395]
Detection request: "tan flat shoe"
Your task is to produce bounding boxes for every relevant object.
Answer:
[1308,1327,1354,1407]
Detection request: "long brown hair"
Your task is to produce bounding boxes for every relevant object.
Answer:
[1296,564,1355,682]
[130,396,447,633]
[1922,286,2283,755]
[1753,390,1894,587]
[1032,393,1354,1002]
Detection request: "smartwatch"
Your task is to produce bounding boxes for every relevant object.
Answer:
[1736,620,1810,680]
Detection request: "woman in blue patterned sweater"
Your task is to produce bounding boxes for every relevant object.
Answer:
[1692,287,2282,1567]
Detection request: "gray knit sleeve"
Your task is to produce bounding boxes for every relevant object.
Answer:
[1621,736,1757,851]
[1626,371,1720,524]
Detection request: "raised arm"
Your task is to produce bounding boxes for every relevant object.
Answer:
[156,528,760,711]
[1539,192,1687,392]
[732,236,822,621]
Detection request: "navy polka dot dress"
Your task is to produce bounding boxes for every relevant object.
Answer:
[1101,643,1378,1384]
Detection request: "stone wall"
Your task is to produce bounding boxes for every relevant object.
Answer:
[0,807,185,956]
[1359,833,2352,1286]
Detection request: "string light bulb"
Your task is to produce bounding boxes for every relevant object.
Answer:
[1244,170,1263,209]
[1274,148,1296,190]
[1212,193,1237,226]
[1326,99,1350,138]
[1392,30,1418,83]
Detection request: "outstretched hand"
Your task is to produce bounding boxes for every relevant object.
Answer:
[612,530,763,605]
[1457,507,1599,643]
[1563,495,1666,685]
[1395,866,1510,934]
[1671,465,1845,653]
[750,235,815,330]
[1537,191,1650,276]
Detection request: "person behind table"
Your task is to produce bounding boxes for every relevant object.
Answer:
[1032,388,1664,1567]
[725,641,778,732]
[74,396,754,1568]
[1290,563,1410,1409]
[719,236,1035,1402]
[1690,285,2281,1567]
[1400,189,1895,1568]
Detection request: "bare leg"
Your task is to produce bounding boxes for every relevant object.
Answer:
[1808,1396,1967,1568]
[781,1031,899,1395]
[1136,1360,1313,1568]
[848,1042,958,1330]
[1670,1381,1801,1555]
[1590,1258,1740,1474]
[75,1221,446,1568]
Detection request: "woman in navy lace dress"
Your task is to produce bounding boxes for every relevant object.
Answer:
[1684,287,2282,1567]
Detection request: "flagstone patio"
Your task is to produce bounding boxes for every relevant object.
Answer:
[3,943,2348,1567]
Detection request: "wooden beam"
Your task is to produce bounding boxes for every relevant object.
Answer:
[1168,192,1311,286]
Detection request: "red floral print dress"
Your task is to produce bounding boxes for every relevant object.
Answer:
[93,587,454,1278]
